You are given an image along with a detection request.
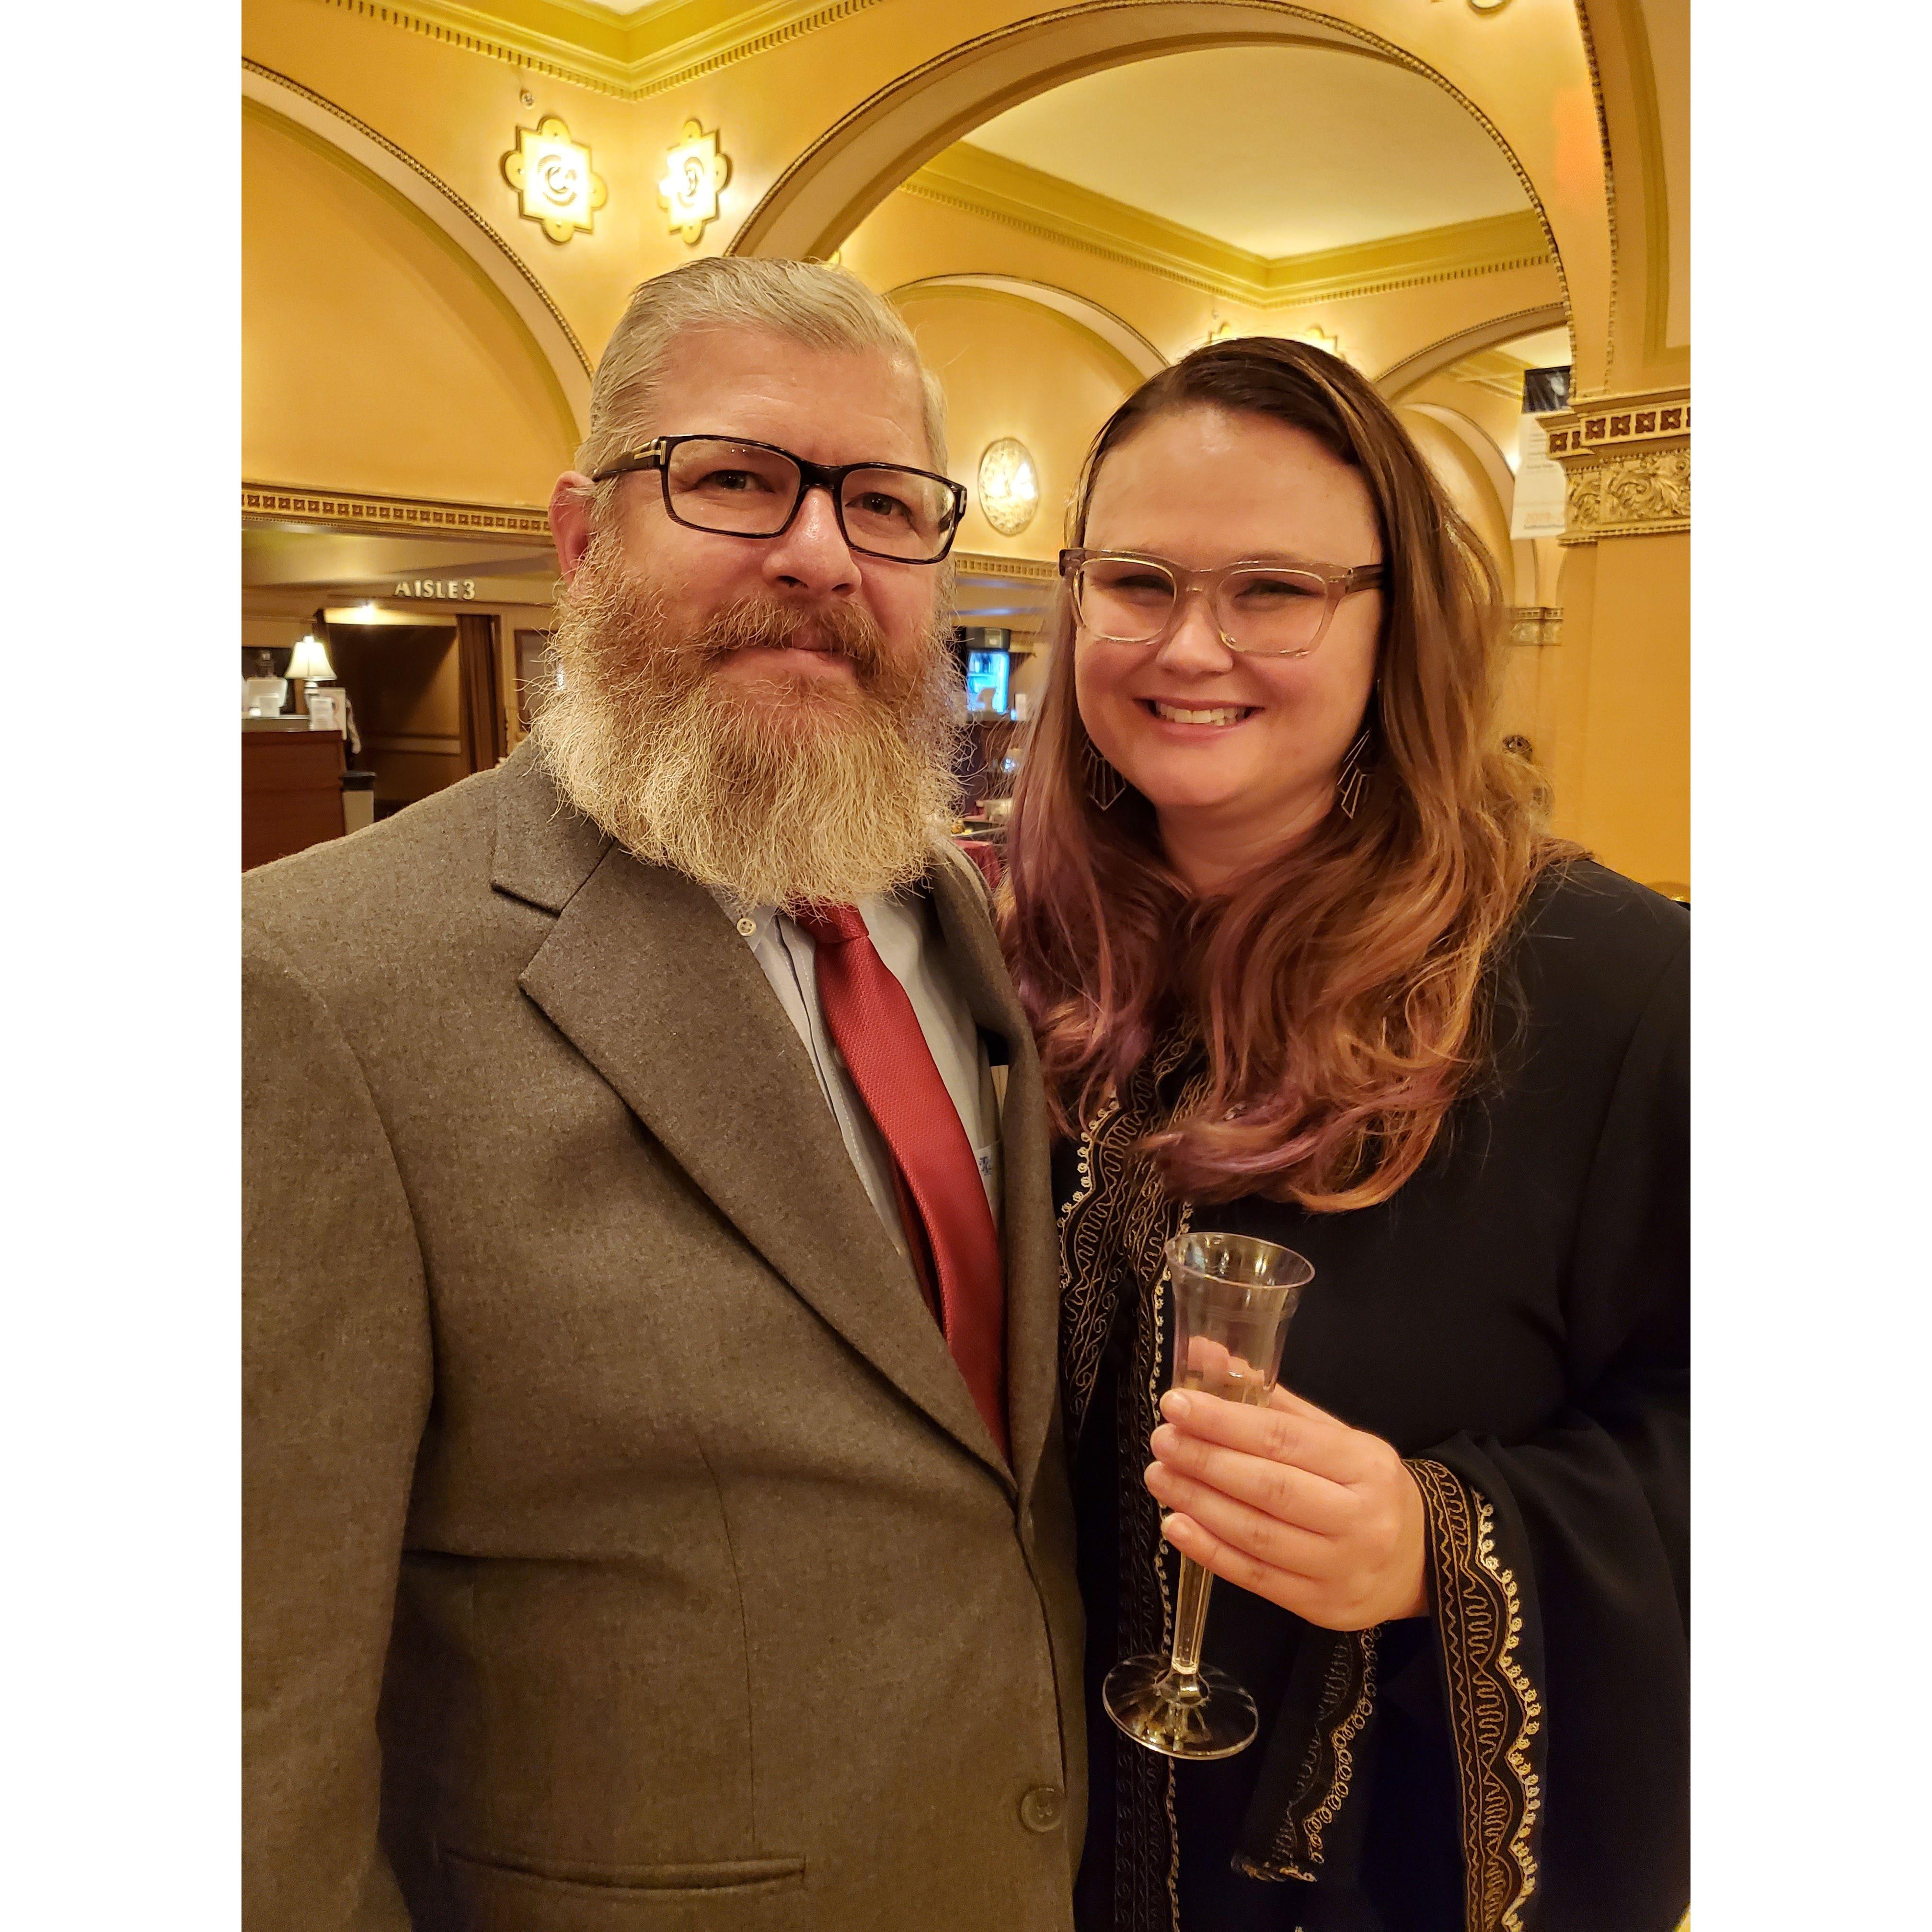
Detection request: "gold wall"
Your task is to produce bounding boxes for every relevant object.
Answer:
[243,105,578,500]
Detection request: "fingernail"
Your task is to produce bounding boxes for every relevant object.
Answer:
[1163,1391,1193,1423]
[1149,1424,1177,1457]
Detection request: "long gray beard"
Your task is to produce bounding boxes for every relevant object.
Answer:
[532,534,965,908]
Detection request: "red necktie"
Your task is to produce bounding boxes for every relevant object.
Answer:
[793,902,1009,1462]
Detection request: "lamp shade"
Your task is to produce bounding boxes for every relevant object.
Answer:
[287,634,336,682]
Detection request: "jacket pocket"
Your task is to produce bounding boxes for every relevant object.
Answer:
[442,1847,808,1930]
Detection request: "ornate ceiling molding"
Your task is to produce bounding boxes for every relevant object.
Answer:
[903,142,1552,311]
[315,0,888,99]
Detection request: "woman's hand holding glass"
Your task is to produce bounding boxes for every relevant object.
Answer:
[1145,1383,1430,1630]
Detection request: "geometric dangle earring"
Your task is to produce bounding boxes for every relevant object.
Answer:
[1083,736,1127,811]
[1335,722,1374,819]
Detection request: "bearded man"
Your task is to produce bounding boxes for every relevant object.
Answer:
[243,259,1082,1932]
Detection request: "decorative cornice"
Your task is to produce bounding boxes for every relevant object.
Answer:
[900,172,1217,298]
[243,481,552,540]
[1542,386,1688,460]
[315,0,627,97]
[905,142,1259,299]
[632,0,880,98]
[1265,212,1551,309]
[314,0,888,100]
[1541,386,1689,542]
[954,550,1058,583]
[905,143,1552,311]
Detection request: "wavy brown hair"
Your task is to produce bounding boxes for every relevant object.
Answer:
[1000,337,1574,1210]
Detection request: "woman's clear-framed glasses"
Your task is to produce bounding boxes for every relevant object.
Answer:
[591,434,968,564]
[1060,547,1383,658]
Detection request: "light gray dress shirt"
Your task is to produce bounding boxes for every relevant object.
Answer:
[715,889,1002,1270]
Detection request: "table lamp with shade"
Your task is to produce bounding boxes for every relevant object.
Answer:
[286,633,337,714]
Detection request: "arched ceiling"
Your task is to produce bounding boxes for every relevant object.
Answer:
[966,45,1532,258]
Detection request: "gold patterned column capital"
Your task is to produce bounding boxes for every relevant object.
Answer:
[1542,387,1690,544]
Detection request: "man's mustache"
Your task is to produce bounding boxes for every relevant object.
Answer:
[690,595,893,673]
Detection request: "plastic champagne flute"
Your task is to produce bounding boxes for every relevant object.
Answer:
[1102,1229,1315,1760]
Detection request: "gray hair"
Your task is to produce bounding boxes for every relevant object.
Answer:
[572,258,948,522]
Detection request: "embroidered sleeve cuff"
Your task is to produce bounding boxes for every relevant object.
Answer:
[1408,1458,1544,1932]
[1230,1625,1377,1883]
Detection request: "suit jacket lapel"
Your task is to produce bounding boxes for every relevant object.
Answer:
[494,754,1005,1478]
[925,848,1059,1509]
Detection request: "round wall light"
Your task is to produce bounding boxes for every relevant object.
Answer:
[977,437,1040,537]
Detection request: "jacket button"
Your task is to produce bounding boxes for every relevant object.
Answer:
[1019,1785,1065,1833]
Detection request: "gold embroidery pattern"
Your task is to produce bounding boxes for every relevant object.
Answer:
[1054,1084,1121,1438]
[1234,1624,1379,1882]
[1153,1201,1189,1931]
[1410,1460,1543,1932]
[1057,1032,1200,1932]
[1298,1627,1378,1859]
[1057,1028,1197,1446]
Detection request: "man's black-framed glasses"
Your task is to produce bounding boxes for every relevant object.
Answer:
[591,435,968,564]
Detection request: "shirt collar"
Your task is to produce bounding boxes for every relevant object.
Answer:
[711,886,918,942]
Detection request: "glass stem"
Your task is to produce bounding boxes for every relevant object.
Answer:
[1169,1554,1214,1690]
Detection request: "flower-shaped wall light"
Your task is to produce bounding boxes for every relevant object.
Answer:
[502,115,607,244]
[659,121,732,246]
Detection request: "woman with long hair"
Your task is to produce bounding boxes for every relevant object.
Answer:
[1001,339,1687,1932]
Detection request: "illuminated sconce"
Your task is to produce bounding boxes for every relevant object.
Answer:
[658,121,732,246]
[502,115,608,243]
[1294,323,1345,362]
[1205,316,1238,345]
[977,438,1040,537]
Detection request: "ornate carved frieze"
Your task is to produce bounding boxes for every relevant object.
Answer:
[242,483,551,540]
[952,551,1057,584]
[1540,388,1690,543]
[1563,452,1689,542]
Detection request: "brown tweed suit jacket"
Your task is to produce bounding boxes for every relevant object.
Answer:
[243,743,1085,1932]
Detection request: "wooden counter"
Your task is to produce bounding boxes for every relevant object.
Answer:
[243,721,345,870]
